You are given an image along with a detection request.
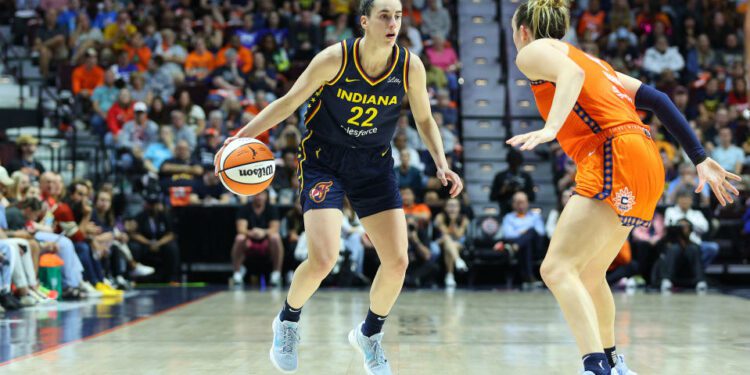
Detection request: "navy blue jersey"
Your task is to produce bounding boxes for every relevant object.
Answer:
[303,38,411,148]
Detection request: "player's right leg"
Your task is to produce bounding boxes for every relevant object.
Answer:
[269,208,342,373]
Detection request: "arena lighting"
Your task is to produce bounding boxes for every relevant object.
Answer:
[516,78,528,86]
[475,57,487,64]
[472,16,484,24]
[473,36,486,45]
[476,99,488,107]
[475,79,488,86]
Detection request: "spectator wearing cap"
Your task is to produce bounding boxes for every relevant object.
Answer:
[8,135,45,181]
[72,49,105,98]
[195,127,223,168]
[106,88,135,138]
[117,101,159,151]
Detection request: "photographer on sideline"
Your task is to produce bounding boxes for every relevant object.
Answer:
[490,149,535,215]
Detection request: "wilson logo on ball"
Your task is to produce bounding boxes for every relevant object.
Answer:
[238,165,274,178]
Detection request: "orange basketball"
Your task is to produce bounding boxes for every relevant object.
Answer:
[217,138,276,196]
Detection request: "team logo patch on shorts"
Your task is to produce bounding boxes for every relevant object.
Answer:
[614,187,636,214]
[310,181,333,203]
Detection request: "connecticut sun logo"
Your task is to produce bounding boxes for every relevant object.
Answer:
[614,187,635,214]
[309,181,333,203]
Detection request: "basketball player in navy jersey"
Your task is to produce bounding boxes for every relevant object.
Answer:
[214,0,462,373]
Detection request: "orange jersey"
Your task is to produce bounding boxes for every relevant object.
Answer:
[530,43,665,227]
[530,43,648,164]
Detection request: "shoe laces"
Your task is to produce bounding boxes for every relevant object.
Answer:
[281,324,300,355]
[367,336,387,367]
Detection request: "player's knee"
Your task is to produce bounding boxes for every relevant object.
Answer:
[308,254,337,277]
[384,253,409,276]
[540,260,568,287]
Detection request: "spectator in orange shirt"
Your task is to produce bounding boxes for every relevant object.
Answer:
[402,187,431,227]
[216,34,253,74]
[107,88,134,138]
[124,32,152,72]
[184,38,215,80]
[72,49,104,97]
[577,0,606,39]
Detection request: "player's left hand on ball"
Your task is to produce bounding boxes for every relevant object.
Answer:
[437,167,463,198]
[214,136,239,176]
[506,127,557,151]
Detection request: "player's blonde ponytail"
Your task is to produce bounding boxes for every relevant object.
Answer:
[515,0,570,40]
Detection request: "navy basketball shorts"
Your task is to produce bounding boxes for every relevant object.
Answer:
[297,137,403,218]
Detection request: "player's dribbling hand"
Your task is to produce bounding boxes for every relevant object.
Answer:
[695,157,742,206]
[437,167,463,198]
[506,127,558,151]
[214,135,239,175]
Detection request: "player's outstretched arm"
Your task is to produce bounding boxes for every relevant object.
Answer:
[507,40,585,151]
[214,43,343,174]
[615,71,741,206]
[406,54,463,198]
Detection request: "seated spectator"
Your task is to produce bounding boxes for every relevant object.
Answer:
[117,101,159,151]
[159,140,203,205]
[324,13,353,45]
[642,35,685,78]
[90,189,155,286]
[6,197,86,300]
[129,72,152,104]
[395,149,424,196]
[170,110,197,152]
[8,171,31,205]
[501,191,545,288]
[421,0,451,39]
[107,88,135,139]
[195,128,223,168]
[72,49,105,102]
[93,0,117,29]
[0,241,22,309]
[91,70,120,136]
[282,199,304,283]
[216,34,254,74]
[184,37,215,81]
[666,163,710,207]
[103,10,137,52]
[423,54,447,89]
[490,149,535,215]
[127,194,180,284]
[230,190,284,287]
[111,49,138,83]
[144,56,175,104]
[247,52,279,94]
[545,187,572,238]
[425,34,459,91]
[7,135,45,182]
[289,10,320,63]
[211,48,247,92]
[665,190,720,270]
[657,218,707,293]
[577,0,605,39]
[434,89,457,128]
[630,211,666,285]
[402,187,431,227]
[124,32,152,72]
[69,13,103,64]
[174,90,207,132]
[400,16,422,56]
[433,198,469,288]
[191,169,232,205]
[33,9,68,78]
[154,29,188,80]
[395,114,421,151]
[392,131,424,171]
[434,111,458,157]
[272,150,298,205]
[404,214,439,288]
[711,127,745,175]
[144,125,175,173]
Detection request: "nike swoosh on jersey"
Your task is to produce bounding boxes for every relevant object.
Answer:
[345,78,360,82]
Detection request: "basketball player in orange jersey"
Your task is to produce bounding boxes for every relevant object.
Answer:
[214,1,462,373]
[507,1,741,374]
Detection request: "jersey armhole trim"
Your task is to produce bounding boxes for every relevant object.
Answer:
[326,40,348,86]
[403,48,411,93]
